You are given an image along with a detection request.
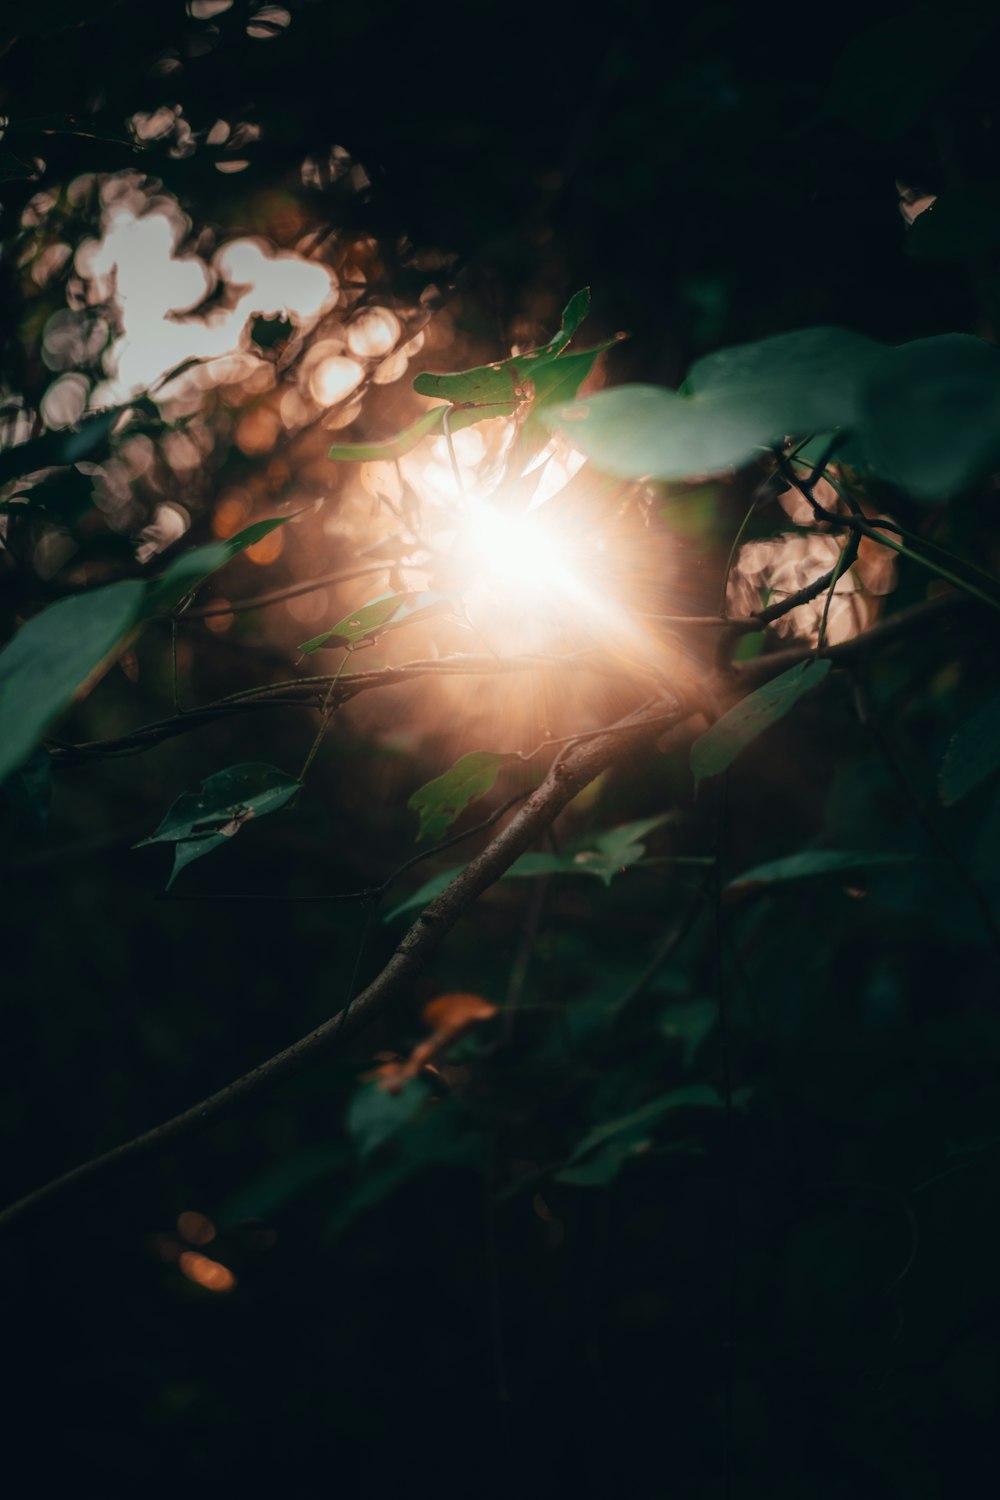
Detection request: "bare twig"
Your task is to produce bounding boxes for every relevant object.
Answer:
[178,561,394,620]
[0,698,692,1233]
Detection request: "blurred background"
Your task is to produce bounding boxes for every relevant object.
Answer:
[2,1,1000,1494]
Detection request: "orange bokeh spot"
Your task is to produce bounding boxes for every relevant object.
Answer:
[246,529,285,566]
[212,494,251,539]
[177,1210,216,1246]
[178,1250,236,1293]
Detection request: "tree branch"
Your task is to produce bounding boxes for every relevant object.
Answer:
[49,651,635,764]
[0,696,691,1233]
[734,593,974,683]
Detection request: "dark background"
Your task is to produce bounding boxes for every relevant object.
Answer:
[2,2,1000,1495]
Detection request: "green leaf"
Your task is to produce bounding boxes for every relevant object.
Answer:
[686,326,877,435]
[0,579,147,784]
[412,288,591,405]
[327,1104,481,1239]
[853,335,1000,500]
[346,1078,429,1158]
[408,750,516,844]
[725,849,917,897]
[0,401,150,487]
[690,660,832,786]
[147,514,293,611]
[544,328,879,481]
[941,692,1000,805]
[134,762,300,890]
[505,813,673,887]
[216,1143,349,1227]
[299,590,451,653]
[383,866,462,922]
[1,745,52,833]
[906,183,1000,263]
[327,406,448,461]
[555,1132,653,1187]
[561,1085,720,1172]
[326,402,517,463]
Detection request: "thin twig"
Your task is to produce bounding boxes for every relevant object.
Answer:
[0,699,692,1233]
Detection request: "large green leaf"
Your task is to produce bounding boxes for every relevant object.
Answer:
[852,335,1000,501]
[542,383,763,480]
[690,660,832,786]
[725,849,917,898]
[298,591,452,654]
[686,326,877,435]
[408,750,516,844]
[147,515,293,611]
[0,579,147,783]
[412,288,591,405]
[940,691,1000,805]
[134,762,301,890]
[543,328,879,481]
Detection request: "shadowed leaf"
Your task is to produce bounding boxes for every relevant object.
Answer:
[691,660,831,785]
[134,762,300,890]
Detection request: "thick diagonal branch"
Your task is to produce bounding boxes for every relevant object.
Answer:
[0,695,691,1233]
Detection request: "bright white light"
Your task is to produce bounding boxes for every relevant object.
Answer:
[465,502,573,596]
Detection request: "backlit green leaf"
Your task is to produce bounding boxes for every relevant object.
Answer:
[299,590,451,653]
[412,288,591,405]
[408,750,516,844]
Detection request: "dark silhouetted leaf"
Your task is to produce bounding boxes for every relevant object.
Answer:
[941,691,1000,805]
[0,399,154,486]
[725,848,917,897]
[346,1077,429,1158]
[1,745,52,833]
[147,514,293,611]
[556,1085,720,1186]
[854,336,1000,500]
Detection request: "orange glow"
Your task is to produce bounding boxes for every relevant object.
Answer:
[246,530,285,566]
[177,1210,216,1246]
[178,1251,236,1293]
[211,492,253,538]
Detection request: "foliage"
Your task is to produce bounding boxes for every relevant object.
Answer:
[3,2,1000,1494]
